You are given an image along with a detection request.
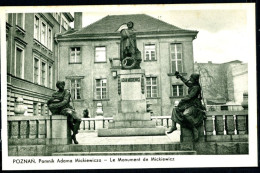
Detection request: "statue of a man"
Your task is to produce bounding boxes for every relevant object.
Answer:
[47,81,81,144]
[167,72,206,142]
[118,21,141,69]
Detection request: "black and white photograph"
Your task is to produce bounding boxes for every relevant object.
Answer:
[1,3,257,170]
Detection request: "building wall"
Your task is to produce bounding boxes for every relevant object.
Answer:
[194,61,248,105]
[6,13,72,116]
[229,63,248,104]
[58,36,195,117]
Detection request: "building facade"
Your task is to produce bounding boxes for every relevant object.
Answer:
[194,60,248,105]
[6,13,74,116]
[57,14,198,117]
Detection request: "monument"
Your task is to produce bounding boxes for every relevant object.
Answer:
[47,81,81,144]
[98,22,165,136]
[167,71,206,142]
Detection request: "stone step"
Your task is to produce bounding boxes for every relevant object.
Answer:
[52,150,196,156]
[98,127,166,137]
[109,120,155,129]
[67,143,193,152]
[113,113,151,121]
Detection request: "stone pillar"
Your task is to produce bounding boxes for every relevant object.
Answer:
[241,91,248,110]
[180,125,205,142]
[47,115,72,145]
[95,103,104,130]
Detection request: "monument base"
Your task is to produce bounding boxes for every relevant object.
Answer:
[97,69,166,137]
[98,127,166,137]
[49,115,72,145]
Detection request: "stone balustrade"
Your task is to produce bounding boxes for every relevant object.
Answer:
[8,116,50,145]
[203,110,248,142]
[8,115,71,146]
[80,110,248,142]
[80,117,113,130]
[206,104,243,111]
[9,110,248,143]
[8,110,248,156]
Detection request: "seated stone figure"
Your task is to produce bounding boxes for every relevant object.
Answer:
[47,81,81,144]
[167,72,206,142]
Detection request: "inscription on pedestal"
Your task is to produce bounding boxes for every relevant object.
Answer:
[121,76,143,100]
[121,78,140,82]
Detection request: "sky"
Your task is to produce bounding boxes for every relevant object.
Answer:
[79,5,254,64]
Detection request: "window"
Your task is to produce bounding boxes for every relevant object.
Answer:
[172,85,184,97]
[15,45,24,78]
[95,47,106,62]
[70,47,81,63]
[47,28,52,50]
[41,103,45,116]
[33,58,40,84]
[170,44,183,73]
[145,44,156,61]
[34,15,40,40]
[41,22,47,46]
[41,62,47,86]
[16,13,24,29]
[69,79,82,100]
[49,65,53,88]
[146,77,158,98]
[33,102,38,116]
[95,79,107,99]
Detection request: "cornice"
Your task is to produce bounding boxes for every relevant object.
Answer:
[62,13,74,22]
[39,13,54,28]
[14,37,28,47]
[32,48,54,63]
[57,30,198,42]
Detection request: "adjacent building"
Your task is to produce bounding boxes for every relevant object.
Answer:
[56,14,198,117]
[6,13,74,116]
[194,60,248,105]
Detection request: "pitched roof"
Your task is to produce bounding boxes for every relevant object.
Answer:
[60,14,198,37]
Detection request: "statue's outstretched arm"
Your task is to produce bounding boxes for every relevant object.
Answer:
[177,74,193,87]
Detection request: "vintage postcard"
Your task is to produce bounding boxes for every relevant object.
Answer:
[1,3,257,170]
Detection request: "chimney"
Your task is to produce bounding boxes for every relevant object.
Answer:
[74,12,82,30]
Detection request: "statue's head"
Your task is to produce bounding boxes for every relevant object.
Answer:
[56,81,65,90]
[127,21,134,29]
[189,73,200,84]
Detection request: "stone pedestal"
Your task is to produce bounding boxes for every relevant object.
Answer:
[98,69,165,137]
[180,125,205,142]
[95,116,104,130]
[48,115,72,144]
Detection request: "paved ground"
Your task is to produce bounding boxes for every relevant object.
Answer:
[77,128,180,145]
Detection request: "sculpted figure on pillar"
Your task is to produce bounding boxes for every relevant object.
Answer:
[167,72,206,142]
[118,21,142,69]
[47,81,81,144]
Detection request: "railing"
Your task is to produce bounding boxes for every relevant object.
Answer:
[80,117,113,131]
[8,116,50,145]
[206,104,243,111]
[79,116,172,131]
[79,110,248,137]
[204,110,248,136]
[8,110,248,140]
[151,116,172,128]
